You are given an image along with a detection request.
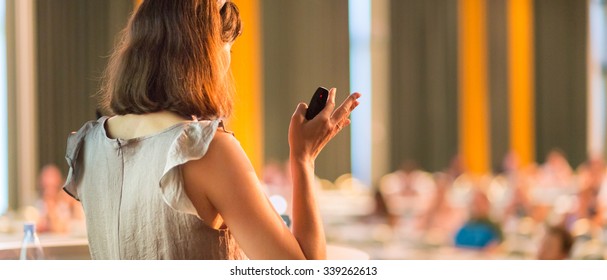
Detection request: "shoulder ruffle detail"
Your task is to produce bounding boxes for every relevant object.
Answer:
[62,118,102,201]
[159,119,221,217]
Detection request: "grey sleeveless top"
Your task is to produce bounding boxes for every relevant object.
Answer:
[62,116,246,260]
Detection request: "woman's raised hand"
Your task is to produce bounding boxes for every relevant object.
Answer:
[288,88,361,162]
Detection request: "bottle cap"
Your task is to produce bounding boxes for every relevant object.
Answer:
[23,222,35,233]
[280,215,292,228]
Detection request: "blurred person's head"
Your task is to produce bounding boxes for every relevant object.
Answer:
[502,151,520,174]
[399,160,418,174]
[432,172,451,206]
[545,149,572,173]
[100,0,242,119]
[470,190,491,220]
[579,156,606,191]
[519,163,540,186]
[522,163,539,176]
[39,165,64,200]
[447,154,466,178]
[588,156,605,174]
[546,148,567,164]
[263,160,286,186]
[576,185,600,220]
[537,226,573,260]
[510,181,529,205]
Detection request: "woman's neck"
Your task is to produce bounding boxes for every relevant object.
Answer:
[106,111,191,140]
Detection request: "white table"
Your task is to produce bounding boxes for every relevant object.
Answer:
[326,244,370,260]
[1,234,370,260]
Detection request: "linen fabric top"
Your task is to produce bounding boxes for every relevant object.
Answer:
[62,116,246,260]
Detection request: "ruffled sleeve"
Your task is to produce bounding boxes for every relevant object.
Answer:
[63,120,99,201]
[159,119,221,217]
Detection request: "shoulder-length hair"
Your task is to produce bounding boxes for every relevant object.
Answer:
[100,0,242,119]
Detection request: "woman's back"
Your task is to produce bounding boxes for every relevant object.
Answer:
[66,0,361,260]
[63,114,246,259]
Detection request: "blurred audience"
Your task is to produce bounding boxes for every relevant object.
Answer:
[378,160,435,231]
[502,181,532,222]
[36,164,84,234]
[524,150,571,225]
[540,149,575,188]
[286,148,607,259]
[262,159,290,191]
[261,160,293,217]
[575,157,605,227]
[537,226,573,260]
[431,155,470,237]
[498,165,534,235]
[445,154,466,180]
[417,172,463,244]
[453,189,503,250]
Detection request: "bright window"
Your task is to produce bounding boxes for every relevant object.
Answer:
[349,0,372,187]
[0,0,7,214]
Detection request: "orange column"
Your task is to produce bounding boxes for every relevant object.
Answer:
[508,0,535,166]
[458,0,490,174]
[228,0,263,174]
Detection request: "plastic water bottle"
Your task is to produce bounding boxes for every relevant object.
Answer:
[19,223,45,260]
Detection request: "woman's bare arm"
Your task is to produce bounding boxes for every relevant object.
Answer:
[184,132,306,259]
[288,88,361,259]
[183,88,360,259]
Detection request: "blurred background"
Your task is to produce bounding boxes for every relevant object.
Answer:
[1,0,607,260]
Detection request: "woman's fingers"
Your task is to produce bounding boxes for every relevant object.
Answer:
[331,92,361,123]
[289,89,361,161]
[318,88,337,119]
[292,102,308,123]
[335,118,351,134]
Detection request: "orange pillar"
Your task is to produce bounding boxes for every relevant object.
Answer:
[508,0,535,166]
[458,0,490,174]
[228,0,263,174]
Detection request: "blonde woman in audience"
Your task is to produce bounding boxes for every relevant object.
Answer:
[537,226,573,260]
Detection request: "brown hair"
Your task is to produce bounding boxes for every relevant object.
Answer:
[100,0,242,119]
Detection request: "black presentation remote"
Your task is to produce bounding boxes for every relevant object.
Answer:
[305,87,329,120]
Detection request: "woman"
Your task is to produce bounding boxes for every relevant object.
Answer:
[62,0,360,260]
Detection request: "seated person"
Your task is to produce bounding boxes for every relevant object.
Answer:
[36,165,84,234]
[454,190,503,250]
[418,172,461,235]
[537,226,573,260]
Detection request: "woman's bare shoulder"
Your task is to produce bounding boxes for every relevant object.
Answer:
[186,129,255,181]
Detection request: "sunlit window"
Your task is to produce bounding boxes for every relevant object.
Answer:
[0,0,7,214]
[588,0,606,157]
[349,0,372,187]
